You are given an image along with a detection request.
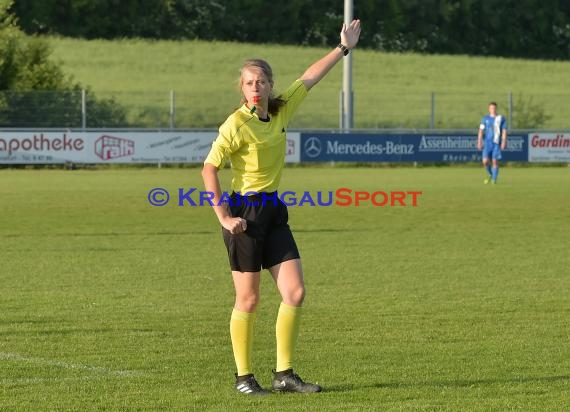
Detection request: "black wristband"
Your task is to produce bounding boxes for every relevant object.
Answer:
[337,43,349,56]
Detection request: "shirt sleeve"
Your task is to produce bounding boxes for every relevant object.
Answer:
[203,120,241,168]
[280,79,308,126]
[479,117,485,130]
[501,116,507,131]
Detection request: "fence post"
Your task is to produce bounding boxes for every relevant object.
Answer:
[81,89,86,129]
[169,90,175,129]
[430,92,435,129]
[508,91,513,130]
[339,90,343,130]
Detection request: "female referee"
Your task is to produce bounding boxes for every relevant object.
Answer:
[202,19,361,395]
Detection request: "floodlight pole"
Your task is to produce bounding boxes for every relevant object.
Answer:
[341,0,354,131]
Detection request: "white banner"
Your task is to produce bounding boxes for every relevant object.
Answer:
[0,131,301,164]
[528,133,570,162]
[285,132,301,163]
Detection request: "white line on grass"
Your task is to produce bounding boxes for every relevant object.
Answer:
[0,352,145,378]
[1,376,104,385]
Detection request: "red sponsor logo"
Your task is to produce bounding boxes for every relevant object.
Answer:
[531,134,570,148]
[95,135,135,160]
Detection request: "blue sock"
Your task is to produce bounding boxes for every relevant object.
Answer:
[485,164,492,177]
[491,166,498,182]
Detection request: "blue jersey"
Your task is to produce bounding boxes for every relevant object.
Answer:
[479,115,506,146]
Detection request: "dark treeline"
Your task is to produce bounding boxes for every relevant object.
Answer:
[11,0,570,60]
[0,0,127,127]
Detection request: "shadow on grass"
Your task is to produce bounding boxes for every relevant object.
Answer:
[324,374,570,393]
[2,228,368,238]
[293,228,369,233]
[1,230,215,238]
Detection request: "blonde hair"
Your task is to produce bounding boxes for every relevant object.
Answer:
[239,59,285,115]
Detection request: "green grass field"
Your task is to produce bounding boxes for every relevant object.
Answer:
[47,37,570,129]
[1,167,569,411]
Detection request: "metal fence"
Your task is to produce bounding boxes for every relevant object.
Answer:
[1,90,568,130]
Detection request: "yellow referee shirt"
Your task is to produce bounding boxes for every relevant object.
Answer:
[204,79,308,193]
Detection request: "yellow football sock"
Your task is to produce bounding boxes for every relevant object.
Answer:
[230,309,256,376]
[275,302,302,372]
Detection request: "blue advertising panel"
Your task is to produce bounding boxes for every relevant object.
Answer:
[300,133,527,162]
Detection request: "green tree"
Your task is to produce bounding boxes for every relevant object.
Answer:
[512,94,552,129]
[0,0,127,127]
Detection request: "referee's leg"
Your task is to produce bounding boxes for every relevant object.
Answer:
[270,259,305,374]
[230,271,260,379]
[269,259,321,392]
[269,259,305,307]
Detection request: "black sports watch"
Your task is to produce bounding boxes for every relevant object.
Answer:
[337,43,350,56]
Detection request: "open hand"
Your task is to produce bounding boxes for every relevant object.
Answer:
[341,19,361,49]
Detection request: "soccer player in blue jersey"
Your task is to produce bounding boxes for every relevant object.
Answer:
[477,102,507,184]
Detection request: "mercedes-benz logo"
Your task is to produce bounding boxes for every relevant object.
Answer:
[304,136,322,158]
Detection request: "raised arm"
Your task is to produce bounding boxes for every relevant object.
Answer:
[300,19,361,91]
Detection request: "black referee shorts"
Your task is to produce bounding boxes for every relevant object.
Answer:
[222,192,300,272]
